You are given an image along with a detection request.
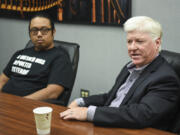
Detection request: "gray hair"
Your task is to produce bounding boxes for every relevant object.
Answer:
[124,16,162,41]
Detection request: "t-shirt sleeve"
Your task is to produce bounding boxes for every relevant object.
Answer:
[3,51,20,77]
[47,51,74,90]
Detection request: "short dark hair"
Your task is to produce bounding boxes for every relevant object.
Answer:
[29,12,55,33]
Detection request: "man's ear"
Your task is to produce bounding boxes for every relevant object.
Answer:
[155,38,161,49]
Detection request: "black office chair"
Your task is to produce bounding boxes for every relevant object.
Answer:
[160,50,180,134]
[25,40,80,106]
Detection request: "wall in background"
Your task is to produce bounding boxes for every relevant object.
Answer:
[0,0,180,104]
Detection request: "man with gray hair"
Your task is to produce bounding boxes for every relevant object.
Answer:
[60,16,180,131]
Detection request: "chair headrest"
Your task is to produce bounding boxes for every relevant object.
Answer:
[160,50,180,79]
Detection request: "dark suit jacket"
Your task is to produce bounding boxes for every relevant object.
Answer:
[84,55,180,130]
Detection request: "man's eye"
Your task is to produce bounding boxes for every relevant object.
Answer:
[137,40,144,43]
[41,28,48,31]
[31,28,38,31]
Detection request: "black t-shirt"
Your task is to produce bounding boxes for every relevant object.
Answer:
[2,46,73,96]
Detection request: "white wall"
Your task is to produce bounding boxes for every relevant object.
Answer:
[0,0,180,103]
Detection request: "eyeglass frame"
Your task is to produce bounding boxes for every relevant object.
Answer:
[29,27,52,36]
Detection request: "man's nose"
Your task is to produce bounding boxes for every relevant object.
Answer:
[129,42,138,50]
[37,30,42,36]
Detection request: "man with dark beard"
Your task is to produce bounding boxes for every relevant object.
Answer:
[0,12,73,101]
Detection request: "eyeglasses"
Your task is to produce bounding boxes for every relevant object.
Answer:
[30,27,52,35]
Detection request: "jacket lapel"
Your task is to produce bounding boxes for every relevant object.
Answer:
[105,67,129,105]
[120,55,164,105]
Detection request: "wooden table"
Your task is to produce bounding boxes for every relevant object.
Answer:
[0,93,176,135]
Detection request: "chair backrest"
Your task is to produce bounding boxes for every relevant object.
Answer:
[25,40,80,106]
[160,50,180,78]
[160,50,180,133]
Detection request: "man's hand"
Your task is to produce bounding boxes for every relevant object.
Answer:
[68,100,79,108]
[60,107,88,121]
[0,73,9,92]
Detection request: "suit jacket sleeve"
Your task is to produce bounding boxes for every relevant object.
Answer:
[85,56,180,129]
[94,75,179,128]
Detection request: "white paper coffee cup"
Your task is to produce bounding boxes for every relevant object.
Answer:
[33,107,53,135]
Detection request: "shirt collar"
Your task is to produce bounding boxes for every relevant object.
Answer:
[127,62,148,74]
[127,53,159,74]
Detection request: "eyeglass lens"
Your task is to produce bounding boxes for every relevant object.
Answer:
[30,27,51,35]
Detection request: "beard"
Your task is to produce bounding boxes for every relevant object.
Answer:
[34,43,51,51]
